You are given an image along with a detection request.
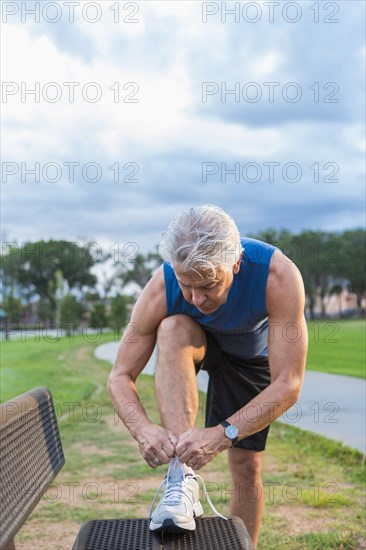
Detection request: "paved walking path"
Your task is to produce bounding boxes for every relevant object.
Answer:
[96,342,365,454]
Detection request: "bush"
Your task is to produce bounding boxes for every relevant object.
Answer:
[109,295,131,333]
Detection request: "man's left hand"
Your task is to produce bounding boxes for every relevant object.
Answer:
[176,426,231,470]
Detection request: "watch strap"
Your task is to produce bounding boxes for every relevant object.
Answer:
[220,420,230,429]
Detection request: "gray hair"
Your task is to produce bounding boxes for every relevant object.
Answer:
[159,205,243,276]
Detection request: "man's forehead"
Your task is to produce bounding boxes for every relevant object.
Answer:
[174,266,222,284]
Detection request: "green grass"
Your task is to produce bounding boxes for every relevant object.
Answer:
[1,328,365,549]
[306,319,365,378]
[0,331,116,403]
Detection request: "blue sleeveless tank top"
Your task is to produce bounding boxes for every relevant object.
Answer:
[163,237,276,359]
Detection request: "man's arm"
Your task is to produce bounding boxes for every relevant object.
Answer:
[224,248,308,440]
[176,250,308,467]
[108,265,176,467]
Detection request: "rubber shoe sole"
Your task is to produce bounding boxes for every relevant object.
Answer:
[150,502,204,533]
[149,517,195,533]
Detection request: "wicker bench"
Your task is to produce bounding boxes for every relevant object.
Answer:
[0,387,253,550]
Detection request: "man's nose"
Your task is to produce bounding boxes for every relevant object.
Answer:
[191,289,206,307]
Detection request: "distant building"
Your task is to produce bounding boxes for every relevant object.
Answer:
[308,290,365,319]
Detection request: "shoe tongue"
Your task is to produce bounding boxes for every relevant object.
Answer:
[169,460,184,482]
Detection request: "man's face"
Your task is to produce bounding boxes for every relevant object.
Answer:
[174,260,241,314]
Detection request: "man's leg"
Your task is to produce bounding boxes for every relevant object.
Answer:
[227,448,264,549]
[155,314,207,439]
[150,315,207,532]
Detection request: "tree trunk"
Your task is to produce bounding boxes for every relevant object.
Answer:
[308,295,315,320]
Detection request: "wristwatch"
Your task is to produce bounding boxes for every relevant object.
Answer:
[219,420,239,447]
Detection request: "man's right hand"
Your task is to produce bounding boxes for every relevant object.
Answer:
[136,424,177,468]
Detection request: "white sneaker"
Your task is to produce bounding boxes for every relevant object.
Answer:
[149,457,203,532]
[149,457,227,533]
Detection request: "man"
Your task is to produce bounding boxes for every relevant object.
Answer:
[108,205,307,548]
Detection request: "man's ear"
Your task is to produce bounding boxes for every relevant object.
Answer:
[233,253,243,275]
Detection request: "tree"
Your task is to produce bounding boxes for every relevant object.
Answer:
[109,294,131,332]
[249,228,293,251]
[251,229,341,319]
[84,291,101,302]
[1,294,22,324]
[338,229,366,309]
[286,231,342,318]
[1,240,98,321]
[118,251,162,290]
[36,299,53,324]
[60,295,82,334]
[1,243,34,304]
[90,304,108,329]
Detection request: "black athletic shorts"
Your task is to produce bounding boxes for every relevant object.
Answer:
[196,330,271,451]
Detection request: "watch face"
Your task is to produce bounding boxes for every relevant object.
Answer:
[226,425,239,439]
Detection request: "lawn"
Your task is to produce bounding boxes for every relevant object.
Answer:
[1,330,365,549]
[306,319,365,378]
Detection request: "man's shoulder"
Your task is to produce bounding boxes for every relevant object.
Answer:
[266,249,305,315]
[268,249,300,284]
[141,264,166,298]
[133,266,167,326]
[241,237,276,265]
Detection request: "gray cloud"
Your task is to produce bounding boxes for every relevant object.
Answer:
[2,1,364,253]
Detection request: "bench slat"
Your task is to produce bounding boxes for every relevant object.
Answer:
[0,387,65,549]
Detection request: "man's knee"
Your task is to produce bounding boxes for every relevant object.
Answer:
[229,448,263,481]
[157,315,205,349]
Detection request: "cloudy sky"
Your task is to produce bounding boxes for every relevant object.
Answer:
[2,0,365,256]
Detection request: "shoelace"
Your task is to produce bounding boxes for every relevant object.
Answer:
[193,473,227,520]
[149,457,227,520]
